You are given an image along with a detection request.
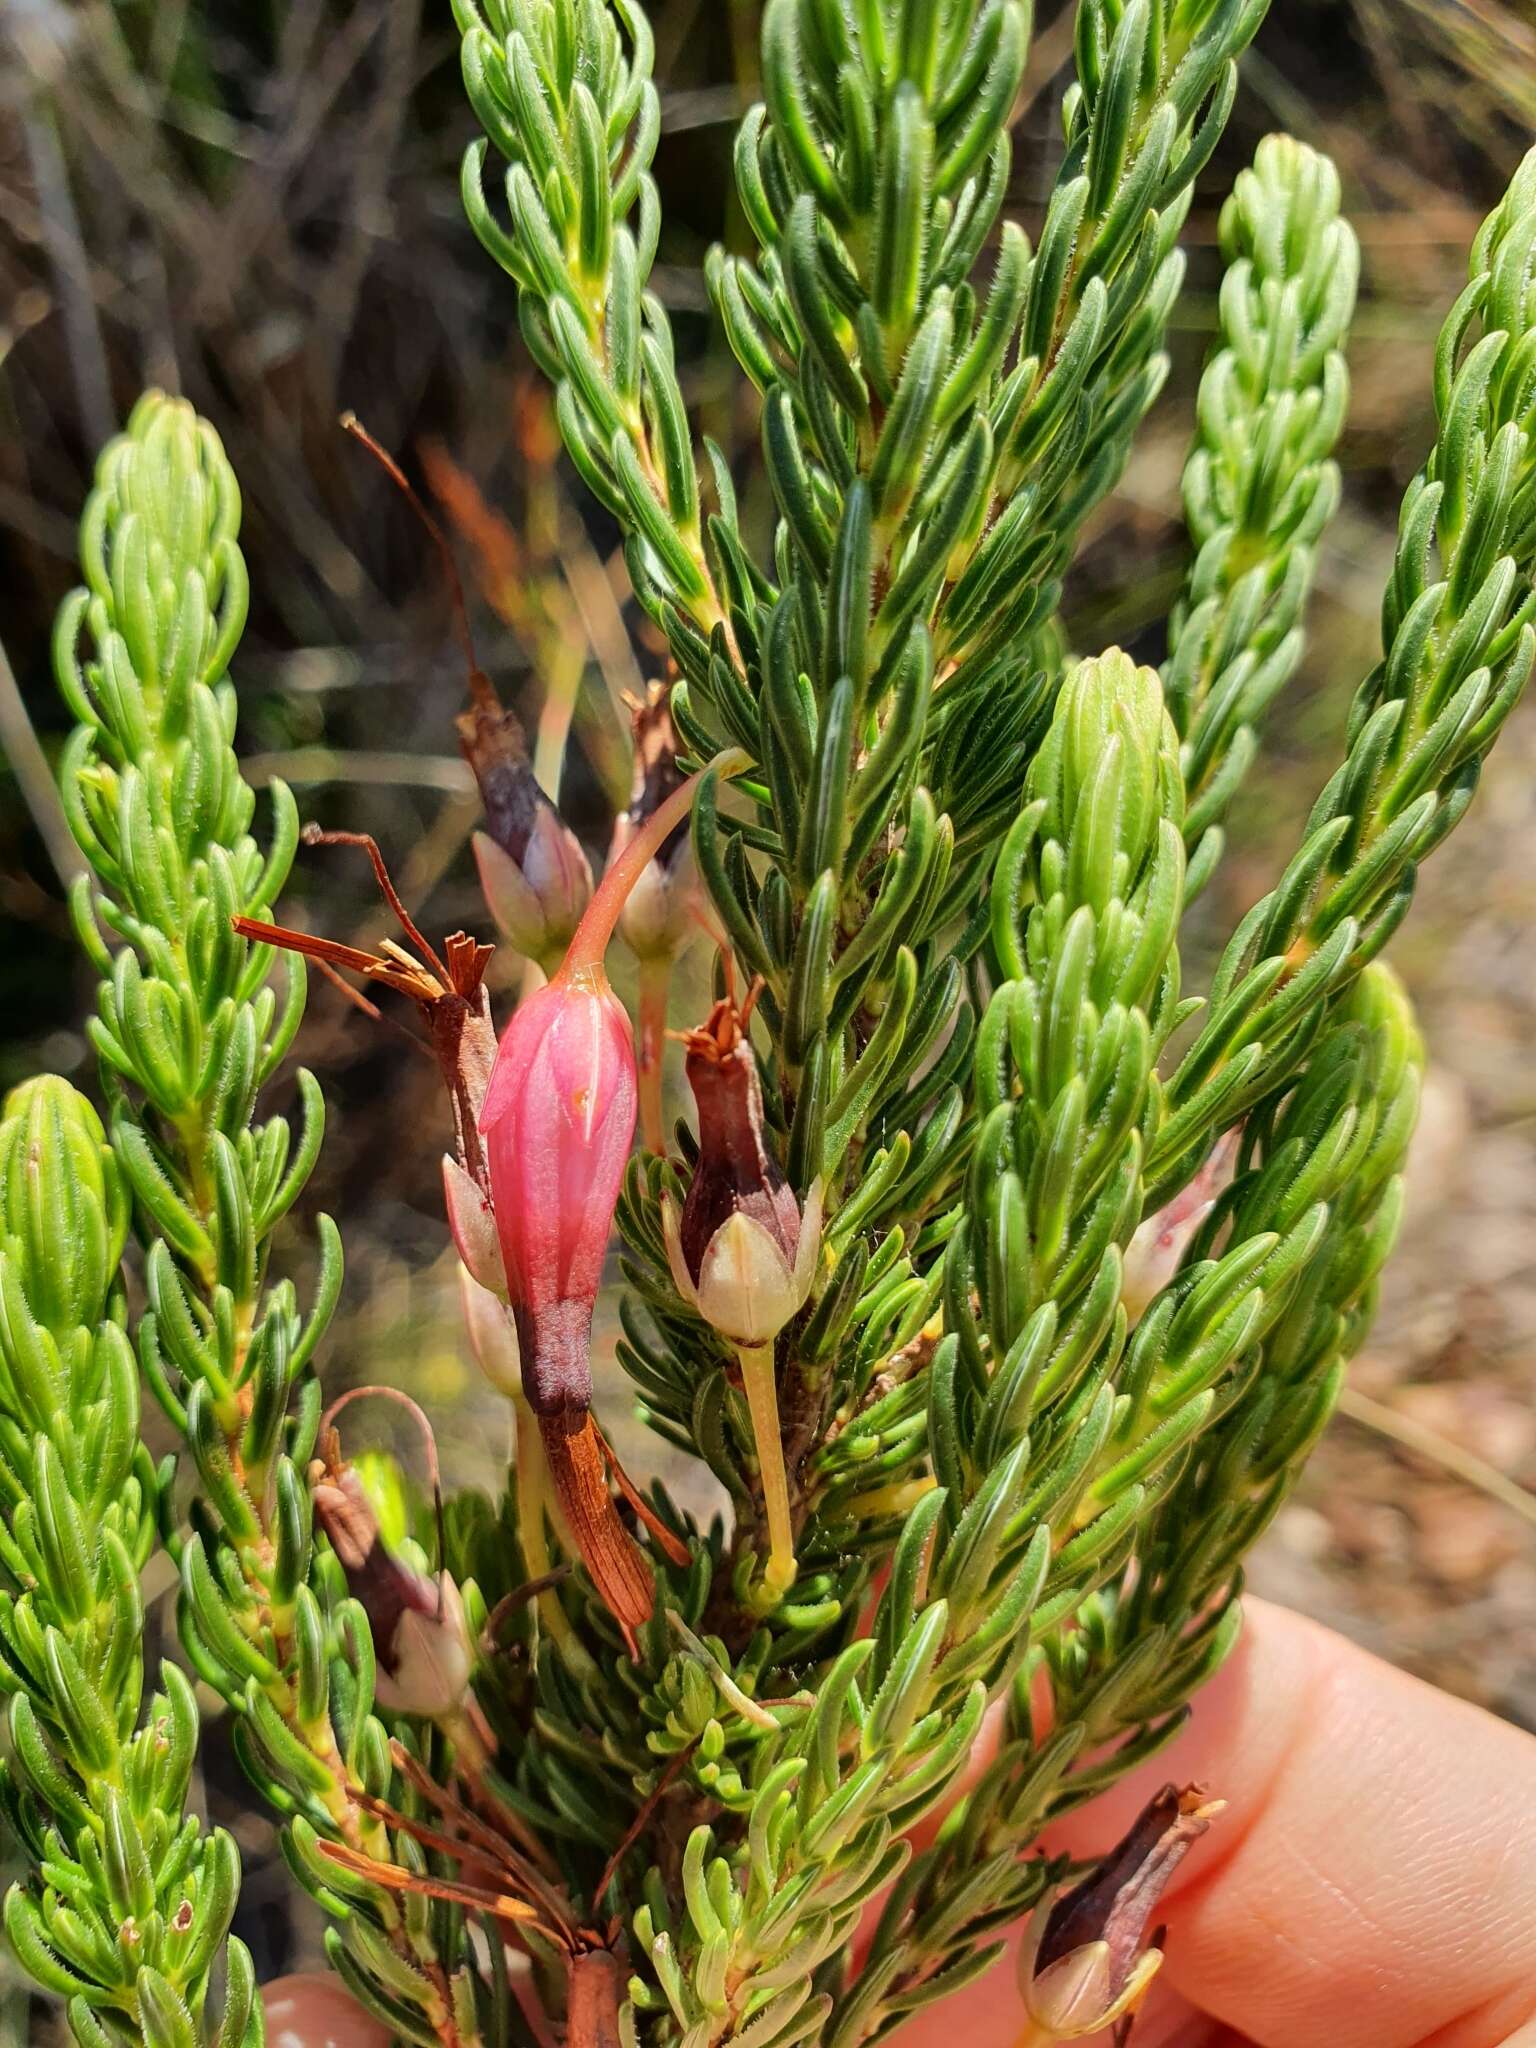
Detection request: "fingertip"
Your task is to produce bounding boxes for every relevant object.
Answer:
[874,1601,1536,2048]
[1059,1597,1536,2048]
[263,1973,392,2048]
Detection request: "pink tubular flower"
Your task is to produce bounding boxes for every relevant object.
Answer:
[478,964,637,1416]
[476,744,747,1643]
[479,746,746,1408]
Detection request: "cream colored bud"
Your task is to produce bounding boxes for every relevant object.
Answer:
[615,836,701,962]
[661,1180,823,1348]
[458,1266,521,1398]
[1026,1940,1115,2034]
[1016,1784,1221,2040]
[700,1211,799,1347]
[374,1573,474,1719]
[616,855,676,960]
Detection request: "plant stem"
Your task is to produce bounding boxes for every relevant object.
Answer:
[736,1341,796,1597]
[562,750,748,976]
[1337,1385,1536,1531]
[0,633,83,889]
[513,1390,600,1679]
[531,639,585,805]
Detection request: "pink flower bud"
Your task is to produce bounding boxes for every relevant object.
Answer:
[380,1573,473,1720]
[479,967,637,1417]
[473,813,592,973]
[461,699,594,972]
[1121,1128,1240,1327]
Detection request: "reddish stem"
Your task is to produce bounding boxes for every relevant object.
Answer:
[560,749,747,979]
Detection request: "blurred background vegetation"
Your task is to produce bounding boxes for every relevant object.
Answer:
[3,0,1536,2025]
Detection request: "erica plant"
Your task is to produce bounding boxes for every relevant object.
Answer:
[4,3,1535,2046]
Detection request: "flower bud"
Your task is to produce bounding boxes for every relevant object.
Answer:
[609,688,699,965]
[611,830,700,962]
[311,1458,473,1719]
[1121,1128,1239,1327]
[660,996,821,1600]
[383,1574,472,1720]
[461,694,592,973]
[479,967,637,1415]
[660,999,822,1348]
[1017,1783,1223,2040]
[1023,1941,1124,2038]
[473,812,592,974]
[442,1153,506,1299]
[458,1266,522,1398]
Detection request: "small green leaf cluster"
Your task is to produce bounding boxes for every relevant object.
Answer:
[455,0,729,648]
[854,959,1422,2035]
[1150,150,1536,1204]
[1166,131,1359,896]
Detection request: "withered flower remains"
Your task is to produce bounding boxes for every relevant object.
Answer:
[310,1443,473,1722]
[1017,1783,1224,2044]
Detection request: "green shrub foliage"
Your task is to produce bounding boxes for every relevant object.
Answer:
[3,5,1532,2044]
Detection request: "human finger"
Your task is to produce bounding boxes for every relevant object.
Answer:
[263,1972,391,2048]
[1040,1596,1536,2048]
